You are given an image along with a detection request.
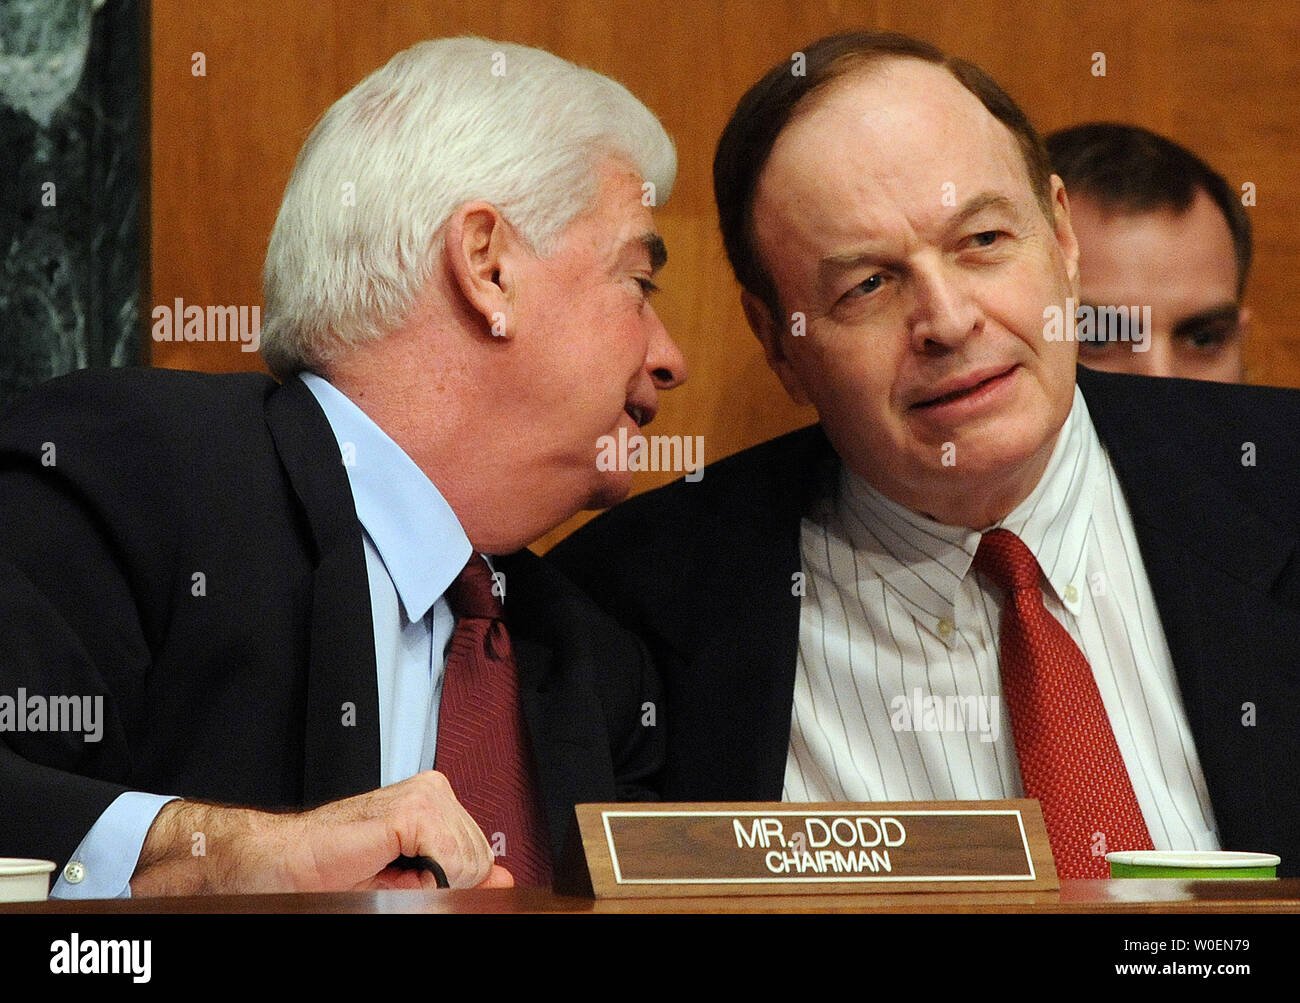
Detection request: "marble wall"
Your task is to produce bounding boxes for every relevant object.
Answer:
[0,0,143,410]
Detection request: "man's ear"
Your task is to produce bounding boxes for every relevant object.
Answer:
[1049,174,1081,295]
[444,202,519,340]
[742,289,811,406]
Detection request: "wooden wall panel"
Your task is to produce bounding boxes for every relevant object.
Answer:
[150,0,1300,550]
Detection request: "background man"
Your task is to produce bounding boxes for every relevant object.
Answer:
[552,31,1300,878]
[1047,123,1251,382]
[0,38,685,895]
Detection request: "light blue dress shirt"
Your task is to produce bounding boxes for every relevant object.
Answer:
[51,372,472,898]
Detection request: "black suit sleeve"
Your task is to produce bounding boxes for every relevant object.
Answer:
[0,466,148,866]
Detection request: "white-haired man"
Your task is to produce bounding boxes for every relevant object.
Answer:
[0,38,685,895]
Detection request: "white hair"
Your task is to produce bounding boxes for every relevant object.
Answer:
[260,37,676,378]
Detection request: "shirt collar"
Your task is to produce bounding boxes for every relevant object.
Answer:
[997,384,1099,617]
[836,384,1100,643]
[300,372,472,624]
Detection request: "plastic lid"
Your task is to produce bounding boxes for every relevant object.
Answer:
[0,858,57,876]
[1105,850,1280,868]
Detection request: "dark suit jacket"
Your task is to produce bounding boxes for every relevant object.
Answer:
[0,367,661,874]
[551,367,1300,875]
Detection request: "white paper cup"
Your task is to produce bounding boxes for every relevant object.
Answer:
[0,858,57,902]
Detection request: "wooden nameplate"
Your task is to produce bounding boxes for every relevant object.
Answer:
[568,800,1057,897]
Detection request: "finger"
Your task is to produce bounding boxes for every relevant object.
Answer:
[352,866,426,892]
[440,814,495,889]
[432,828,492,888]
[474,864,514,889]
[389,854,448,887]
[405,772,495,888]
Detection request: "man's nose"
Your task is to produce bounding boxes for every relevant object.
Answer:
[646,309,688,389]
[907,264,981,351]
[1123,333,1175,377]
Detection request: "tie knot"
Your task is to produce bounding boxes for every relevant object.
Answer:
[446,556,503,621]
[972,528,1042,593]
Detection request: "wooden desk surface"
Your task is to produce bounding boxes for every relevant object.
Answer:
[5,879,1300,913]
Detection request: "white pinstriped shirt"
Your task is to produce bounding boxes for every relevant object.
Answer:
[783,386,1221,852]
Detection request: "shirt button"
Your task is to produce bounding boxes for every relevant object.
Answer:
[1064,584,1079,603]
[937,618,954,637]
[63,861,86,884]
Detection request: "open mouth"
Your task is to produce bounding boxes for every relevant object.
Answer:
[911,366,1016,410]
[624,404,650,427]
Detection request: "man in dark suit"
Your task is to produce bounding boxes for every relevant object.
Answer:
[1046,123,1252,383]
[0,37,685,895]
[551,31,1300,877]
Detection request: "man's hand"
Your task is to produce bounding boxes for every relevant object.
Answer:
[129,771,515,896]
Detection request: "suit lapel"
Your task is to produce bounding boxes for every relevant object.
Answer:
[705,494,806,800]
[1079,367,1300,849]
[265,378,381,806]
[493,552,575,745]
[510,627,572,852]
[494,550,605,857]
[679,426,837,800]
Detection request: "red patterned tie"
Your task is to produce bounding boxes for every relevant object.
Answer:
[435,556,552,886]
[973,529,1153,878]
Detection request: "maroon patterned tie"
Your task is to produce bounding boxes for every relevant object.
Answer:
[435,555,552,886]
[973,529,1153,878]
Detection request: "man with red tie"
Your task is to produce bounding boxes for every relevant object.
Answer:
[0,38,684,895]
[551,31,1300,877]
